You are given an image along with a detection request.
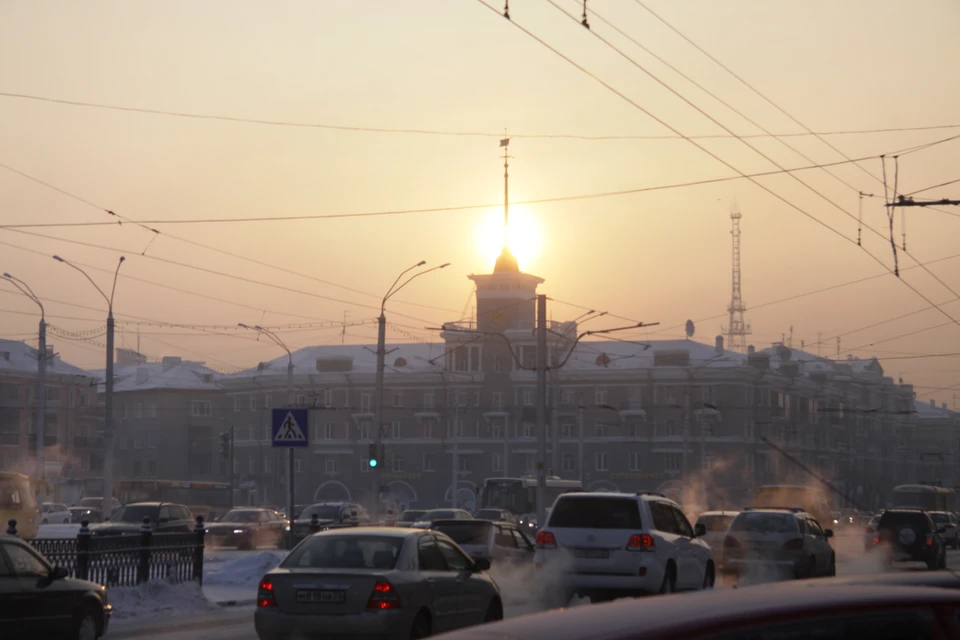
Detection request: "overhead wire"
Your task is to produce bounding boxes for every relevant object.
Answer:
[904,177,960,197]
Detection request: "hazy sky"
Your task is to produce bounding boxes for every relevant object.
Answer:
[1,1,958,404]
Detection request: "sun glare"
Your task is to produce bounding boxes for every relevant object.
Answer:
[475,205,542,270]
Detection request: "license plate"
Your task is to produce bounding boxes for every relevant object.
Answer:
[296,589,346,604]
[574,548,609,559]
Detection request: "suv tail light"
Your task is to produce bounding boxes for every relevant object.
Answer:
[257,577,277,608]
[536,531,557,549]
[367,581,400,610]
[926,534,934,547]
[723,535,740,548]
[873,536,880,545]
[782,538,804,551]
[626,534,655,551]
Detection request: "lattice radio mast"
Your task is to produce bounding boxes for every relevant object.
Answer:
[726,203,751,352]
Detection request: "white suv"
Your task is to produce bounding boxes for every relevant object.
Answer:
[533,492,715,603]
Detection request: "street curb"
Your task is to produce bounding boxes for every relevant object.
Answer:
[216,599,257,607]
[105,610,251,639]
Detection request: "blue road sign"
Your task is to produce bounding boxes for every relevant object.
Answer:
[272,408,309,447]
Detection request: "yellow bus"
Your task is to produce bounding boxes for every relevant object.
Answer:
[117,479,232,522]
[0,472,42,538]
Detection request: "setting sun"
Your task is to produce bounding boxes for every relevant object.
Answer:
[475,205,542,270]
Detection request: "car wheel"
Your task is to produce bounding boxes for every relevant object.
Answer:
[827,555,836,577]
[702,562,715,590]
[42,518,48,525]
[74,608,98,640]
[658,563,676,594]
[484,599,503,623]
[409,610,431,639]
[795,556,815,580]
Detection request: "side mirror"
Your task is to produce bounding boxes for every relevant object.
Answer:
[52,566,69,580]
[473,558,491,572]
[694,523,707,537]
[824,529,834,538]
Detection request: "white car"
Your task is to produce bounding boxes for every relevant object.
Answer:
[694,510,739,565]
[40,502,71,524]
[930,511,959,550]
[533,492,715,603]
[723,507,836,581]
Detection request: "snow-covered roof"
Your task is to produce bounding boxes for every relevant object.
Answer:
[227,343,450,381]
[0,339,93,379]
[914,399,957,420]
[562,338,746,371]
[88,356,222,392]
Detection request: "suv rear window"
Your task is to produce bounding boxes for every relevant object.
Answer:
[730,512,798,534]
[432,521,491,546]
[878,511,930,531]
[548,497,642,529]
[698,514,736,533]
[930,513,950,524]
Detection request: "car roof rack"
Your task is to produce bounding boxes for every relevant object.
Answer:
[742,506,804,513]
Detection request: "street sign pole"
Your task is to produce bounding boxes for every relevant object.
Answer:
[272,407,308,549]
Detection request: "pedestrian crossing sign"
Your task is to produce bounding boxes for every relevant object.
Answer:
[271,408,309,447]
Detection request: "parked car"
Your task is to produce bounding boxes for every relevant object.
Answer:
[534,491,715,603]
[474,509,516,524]
[723,507,835,580]
[693,510,739,566]
[433,583,960,640]
[89,502,194,536]
[253,527,502,639]
[429,519,534,567]
[870,509,947,570]
[395,509,427,526]
[40,502,71,525]
[863,513,882,552]
[206,508,288,550]
[289,502,371,543]
[411,509,474,528]
[0,533,112,638]
[930,511,959,549]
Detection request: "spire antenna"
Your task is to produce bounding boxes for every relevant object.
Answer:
[500,134,511,250]
[726,201,751,353]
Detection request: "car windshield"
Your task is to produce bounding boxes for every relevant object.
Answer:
[283,535,404,570]
[549,497,642,529]
[698,514,736,533]
[109,505,159,523]
[731,512,798,534]
[433,521,492,545]
[301,505,342,520]
[221,510,261,522]
[78,498,102,507]
[397,510,426,522]
[475,509,504,520]
[931,513,950,523]
[421,509,459,520]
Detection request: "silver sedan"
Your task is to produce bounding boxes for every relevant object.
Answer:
[254,527,503,640]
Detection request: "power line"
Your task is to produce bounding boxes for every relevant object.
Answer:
[0,153,893,230]
[3,90,957,141]
[905,177,960,197]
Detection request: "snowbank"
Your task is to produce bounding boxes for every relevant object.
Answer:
[109,580,218,619]
[34,523,81,539]
[204,551,287,587]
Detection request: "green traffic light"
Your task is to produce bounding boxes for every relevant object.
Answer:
[369,459,378,468]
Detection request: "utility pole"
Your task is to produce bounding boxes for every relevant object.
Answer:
[229,424,235,509]
[451,401,460,508]
[550,350,560,475]
[535,294,548,528]
[3,274,46,485]
[577,397,585,485]
[54,255,124,519]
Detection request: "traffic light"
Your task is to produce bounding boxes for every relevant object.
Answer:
[219,432,230,460]
[368,443,378,468]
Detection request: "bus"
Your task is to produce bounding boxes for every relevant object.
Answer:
[752,484,832,528]
[0,472,41,539]
[892,484,957,513]
[117,479,233,522]
[479,475,583,518]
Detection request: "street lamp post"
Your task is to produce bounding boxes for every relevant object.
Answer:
[3,273,46,485]
[374,261,449,523]
[239,323,295,547]
[54,255,125,519]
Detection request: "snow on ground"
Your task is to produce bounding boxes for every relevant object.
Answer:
[110,580,218,620]
[204,551,287,587]
[34,523,81,538]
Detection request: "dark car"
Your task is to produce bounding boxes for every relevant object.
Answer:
[290,502,371,543]
[206,508,287,550]
[89,502,194,536]
[429,519,534,567]
[70,506,100,524]
[395,509,427,526]
[0,534,112,638]
[871,509,947,569]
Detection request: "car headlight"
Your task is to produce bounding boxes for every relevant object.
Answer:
[233,529,245,534]
[285,525,290,531]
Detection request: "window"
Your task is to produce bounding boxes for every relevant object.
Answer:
[391,421,402,439]
[133,460,141,477]
[147,460,156,476]
[264,458,272,474]
[629,452,642,471]
[663,453,681,473]
[550,496,642,529]
[562,389,576,406]
[423,393,435,410]
[665,418,678,437]
[147,404,157,418]
[458,457,470,473]
[248,458,256,473]
[473,390,480,407]
[392,456,404,473]
[492,452,503,472]
[358,421,371,440]
[595,389,608,406]
[233,396,241,412]
[262,424,270,440]
[323,422,334,440]
[134,403,142,419]
[670,506,694,537]
[294,459,303,473]
[360,457,370,473]
[249,394,256,411]
[492,391,504,409]
[423,454,436,472]
[422,419,438,439]
[561,420,575,438]
[523,454,534,473]
[562,454,575,472]
[522,389,533,406]
[3,543,48,577]
[325,459,338,474]
[418,538,447,571]
[392,391,403,408]
[436,539,473,571]
[595,452,608,471]
[491,418,503,439]
[121,404,127,419]
[191,401,212,417]
[133,435,141,450]
[361,393,372,413]
[264,393,272,409]
[703,455,717,471]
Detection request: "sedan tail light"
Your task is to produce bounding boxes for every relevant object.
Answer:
[626,534,655,551]
[536,531,557,549]
[864,527,874,533]
[723,535,740,548]
[782,538,804,551]
[257,577,277,608]
[367,581,400,610]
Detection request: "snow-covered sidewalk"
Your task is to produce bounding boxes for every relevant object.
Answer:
[203,550,287,606]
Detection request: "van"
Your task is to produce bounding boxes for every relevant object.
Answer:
[753,485,831,528]
[0,472,41,538]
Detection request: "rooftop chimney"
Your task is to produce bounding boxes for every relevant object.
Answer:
[747,345,756,355]
[931,398,936,407]
[161,356,182,371]
[943,402,948,410]
[715,335,724,355]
